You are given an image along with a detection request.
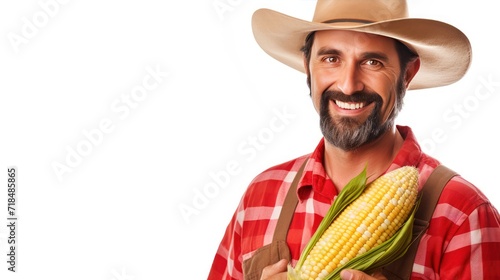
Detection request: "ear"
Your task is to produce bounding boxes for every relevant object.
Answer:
[404,57,420,88]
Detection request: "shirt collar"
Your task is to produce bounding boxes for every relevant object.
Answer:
[296,125,423,201]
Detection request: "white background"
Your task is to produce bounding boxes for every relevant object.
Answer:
[0,1,498,279]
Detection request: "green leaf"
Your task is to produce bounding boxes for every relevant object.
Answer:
[324,195,421,280]
[295,167,368,270]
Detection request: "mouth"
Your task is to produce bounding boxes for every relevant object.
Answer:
[322,90,380,118]
[334,100,367,110]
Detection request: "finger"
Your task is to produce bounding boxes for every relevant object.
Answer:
[260,259,288,280]
[370,270,386,279]
[340,269,387,280]
[340,269,354,280]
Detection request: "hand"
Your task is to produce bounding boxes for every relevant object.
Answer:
[340,269,387,280]
[260,259,288,280]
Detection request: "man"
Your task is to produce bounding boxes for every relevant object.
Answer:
[208,0,500,279]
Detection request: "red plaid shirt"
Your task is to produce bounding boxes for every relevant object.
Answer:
[208,126,500,279]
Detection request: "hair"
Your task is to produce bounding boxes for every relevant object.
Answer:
[301,32,316,72]
[300,31,419,86]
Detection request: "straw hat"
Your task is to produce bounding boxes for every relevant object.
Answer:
[251,0,472,89]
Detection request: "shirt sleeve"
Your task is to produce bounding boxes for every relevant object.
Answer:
[412,175,500,279]
[439,202,500,279]
[207,204,244,280]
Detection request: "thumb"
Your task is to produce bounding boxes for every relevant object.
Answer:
[340,269,354,280]
[260,259,288,279]
[271,259,288,271]
[340,269,386,280]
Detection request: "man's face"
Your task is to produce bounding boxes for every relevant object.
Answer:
[306,30,405,151]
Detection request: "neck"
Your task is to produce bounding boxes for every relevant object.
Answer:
[323,126,403,191]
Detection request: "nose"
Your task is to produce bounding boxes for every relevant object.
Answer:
[336,63,364,95]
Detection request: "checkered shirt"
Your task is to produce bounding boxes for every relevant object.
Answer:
[208,126,500,279]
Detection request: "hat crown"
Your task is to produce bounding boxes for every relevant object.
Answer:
[313,0,408,23]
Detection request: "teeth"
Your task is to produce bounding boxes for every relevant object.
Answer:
[335,100,365,110]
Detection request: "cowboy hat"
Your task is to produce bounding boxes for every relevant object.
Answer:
[251,0,472,90]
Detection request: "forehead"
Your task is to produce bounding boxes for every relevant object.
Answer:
[312,30,397,55]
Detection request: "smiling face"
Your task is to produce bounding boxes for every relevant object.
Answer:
[304,30,417,151]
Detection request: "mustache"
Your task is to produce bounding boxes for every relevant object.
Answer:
[321,90,382,104]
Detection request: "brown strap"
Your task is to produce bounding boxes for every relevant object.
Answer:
[416,165,457,221]
[242,159,309,279]
[382,165,457,279]
[272,159,308,242]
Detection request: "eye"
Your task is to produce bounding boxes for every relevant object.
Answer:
[363,59,383,69]
[323,56,339,64]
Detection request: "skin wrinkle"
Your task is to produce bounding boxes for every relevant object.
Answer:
[306,30,407,151]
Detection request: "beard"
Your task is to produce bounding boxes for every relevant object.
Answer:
[319,78,405,151]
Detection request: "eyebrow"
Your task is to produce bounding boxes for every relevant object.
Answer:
[316,47,341,57]
[315,47,390,62]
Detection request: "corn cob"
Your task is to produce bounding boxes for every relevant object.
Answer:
[290,166,419,280]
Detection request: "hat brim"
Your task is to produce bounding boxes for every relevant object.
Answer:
[252,8,472,90]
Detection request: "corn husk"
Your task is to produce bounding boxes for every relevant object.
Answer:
[288,167,420,280]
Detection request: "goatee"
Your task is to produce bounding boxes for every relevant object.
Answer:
[319,81,404,151]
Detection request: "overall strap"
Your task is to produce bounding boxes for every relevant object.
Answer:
[416,165,457,221]
[382,165,457,279]
[242,159,309,280]
[272,159,308,242]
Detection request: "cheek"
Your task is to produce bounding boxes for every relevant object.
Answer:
[370,73,400,120]
[309,78,321,113]
[380,88,398,121]
[309,71,333,113]
[311,92,321,113]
